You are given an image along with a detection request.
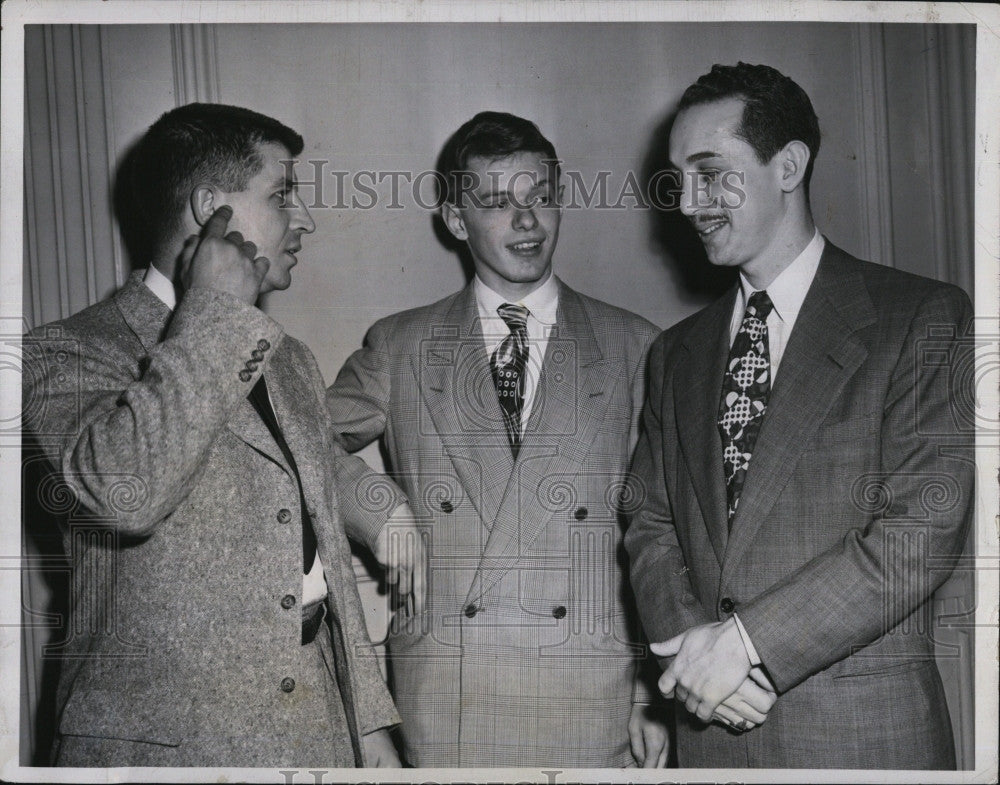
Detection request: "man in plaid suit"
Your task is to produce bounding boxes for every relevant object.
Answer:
[328,112,669,767]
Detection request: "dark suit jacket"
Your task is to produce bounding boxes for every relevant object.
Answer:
[625,242,974,769]
[22,272,400,767]
[328,279,660,767]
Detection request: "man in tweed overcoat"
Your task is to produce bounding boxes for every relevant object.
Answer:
[22,103,406,767]
[327,112,670,767]
[626,63,974,768]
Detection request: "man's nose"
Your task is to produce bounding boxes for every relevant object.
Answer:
[678,173,699,217]
[512,205,538,231]
[291,193,316,234]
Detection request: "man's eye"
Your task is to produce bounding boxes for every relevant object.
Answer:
[489,200,508,210]
[698,170,720,183]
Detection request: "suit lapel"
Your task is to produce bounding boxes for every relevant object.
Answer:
[470,283,617,602]
[115,269,289,471]
[721,244,875,576]
[266,345,323,493]
[674,288,736,567]
[414,285,513,526]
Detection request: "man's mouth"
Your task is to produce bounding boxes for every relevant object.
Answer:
[693,216,728,237]
[508,239,545,255]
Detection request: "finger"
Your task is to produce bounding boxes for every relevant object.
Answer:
[240,240,258,260]
[721,696,767,724]
[733,680,775,714]
[629,723,645,766]
[178,234,200,279]
[749,666,776,692]
[225,230,246,247]
[412,536,426,616]
[657,670,677,700]
[713,704,756,732]
[656,739,669,768]
[203,204,233,238]
[684,693,699,717]
[649,634,684,658]
[251,256,270,283]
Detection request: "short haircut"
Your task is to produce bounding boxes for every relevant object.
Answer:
[130,102,303,251]
[678,62,821,190]
[437,111,560,206]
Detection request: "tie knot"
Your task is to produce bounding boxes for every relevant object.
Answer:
[747,290,773,321]
[497,302,529,331]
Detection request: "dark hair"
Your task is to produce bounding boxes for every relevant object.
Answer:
[130,102,303,251]
[437,111,560,206]
[678,62,820,190]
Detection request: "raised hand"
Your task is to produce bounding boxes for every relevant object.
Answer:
[179,205,270,305]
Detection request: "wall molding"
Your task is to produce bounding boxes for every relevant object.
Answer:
[170,25,221,106]
[852,25,895,268]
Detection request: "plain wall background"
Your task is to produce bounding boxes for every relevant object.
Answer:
[20,21,976,766]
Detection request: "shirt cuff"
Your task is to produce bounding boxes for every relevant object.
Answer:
[733,612,762,667]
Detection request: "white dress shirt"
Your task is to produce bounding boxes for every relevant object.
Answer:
[143,266,328,605]
[475,271,560,434]
[727,229,824,666]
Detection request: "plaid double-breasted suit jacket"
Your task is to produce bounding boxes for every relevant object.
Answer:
[327,278,660,767]
[22,271,400,767]
[625,242,975,769]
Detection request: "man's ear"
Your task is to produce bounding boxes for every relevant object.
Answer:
[440,201,468,241]
[190,184,222,226]
[777,140,810,193]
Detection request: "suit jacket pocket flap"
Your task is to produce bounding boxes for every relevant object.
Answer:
[59,687,185,747]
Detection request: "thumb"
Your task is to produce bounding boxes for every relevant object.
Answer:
[649,634,685,658]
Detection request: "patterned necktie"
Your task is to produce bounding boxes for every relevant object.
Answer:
[491,303,530,459]
[718,290,774,526]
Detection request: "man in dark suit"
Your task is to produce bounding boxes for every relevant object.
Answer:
[22,103,411,767]
[327,112,670,767]
[625,63,974,768]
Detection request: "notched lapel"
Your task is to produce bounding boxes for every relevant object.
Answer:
[722,248,875,576]
[674,290,736,566]
[414,287,513,526]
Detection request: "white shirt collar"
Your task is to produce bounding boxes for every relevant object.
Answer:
[143,264,178,311]
[474,271,560,326]
[738,229,824,324]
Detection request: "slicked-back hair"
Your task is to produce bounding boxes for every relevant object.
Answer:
[437,111,560,207]
[678,62,821,191]
[130,102,303,252]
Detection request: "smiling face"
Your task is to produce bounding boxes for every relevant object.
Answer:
[441,151,563,300]
[216,141,316,294]
[669,97,791,281]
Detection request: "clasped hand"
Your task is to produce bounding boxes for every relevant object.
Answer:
[650,619,776,731]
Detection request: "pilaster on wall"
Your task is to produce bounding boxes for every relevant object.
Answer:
[170,25,221,106]
[852,24,895,269]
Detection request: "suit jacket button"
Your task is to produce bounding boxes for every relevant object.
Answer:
[280,677,295,693]
[239,369,253,382]
[258,339,271,352]
[464,604,478,618]
[440,500,453,513]
[574,507,588,520]
[552,605,567,619]
[281,594,296,610]
[277,508,292,524]
[720,597,735,614]
[246,359,259,371]
[251,348,265,361]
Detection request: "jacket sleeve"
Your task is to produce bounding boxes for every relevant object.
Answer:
[325,318,408,552]
[736,285,975,693]
[624,332,715,650]
[22,286,285,536]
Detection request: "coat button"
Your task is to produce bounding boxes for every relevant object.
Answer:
[464,604,478,618]
[239,369,253,382]
[440,500,453,513]
[251,348,265,361]
[277,508,292,524]
[258,339,271,351]
[280,677,295,693]
[552,605,567,619]
[245,360,259,372]
[281,594,296,610]
[574,507,588,520]
[720,597,735,614]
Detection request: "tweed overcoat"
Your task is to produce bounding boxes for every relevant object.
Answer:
[625,243,975,769]
[327,279,660,767]
[22,271,400,767]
